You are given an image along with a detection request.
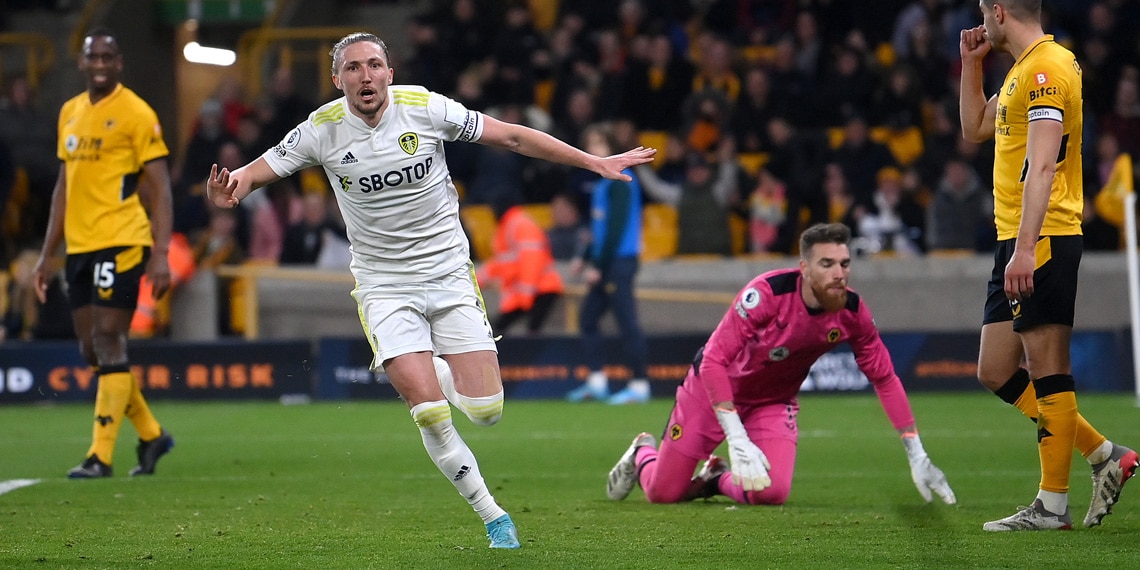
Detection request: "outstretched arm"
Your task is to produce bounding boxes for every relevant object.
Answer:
[477,115,656,181]
[206,157,281,208]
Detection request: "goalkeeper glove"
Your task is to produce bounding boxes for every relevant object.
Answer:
[716,408,771,492]
[902,433,956,504]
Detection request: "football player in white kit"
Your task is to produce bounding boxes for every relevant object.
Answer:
[206,32,655,549]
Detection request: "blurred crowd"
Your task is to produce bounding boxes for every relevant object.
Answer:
[2,0,1140,339]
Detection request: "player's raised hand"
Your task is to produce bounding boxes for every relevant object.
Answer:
[959,26,991,62]
[596,146,657,182]
[207,163,240,208]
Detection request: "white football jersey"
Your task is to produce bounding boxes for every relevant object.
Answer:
[262,85,484,284]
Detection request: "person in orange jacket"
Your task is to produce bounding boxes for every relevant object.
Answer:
[477,197,564,335]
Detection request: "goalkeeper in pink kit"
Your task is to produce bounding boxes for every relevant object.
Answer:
[606,223,956,505]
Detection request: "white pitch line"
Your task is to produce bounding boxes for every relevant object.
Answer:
[0,479,42,496]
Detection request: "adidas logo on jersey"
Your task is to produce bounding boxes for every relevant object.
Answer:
[340,152,358,165]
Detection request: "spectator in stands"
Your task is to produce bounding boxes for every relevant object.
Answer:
[247,178,301,263]
[0,139,14,262]
[1082,191,1120,252]
[681,89,732,153]
[619,32,694,132]
[915,100,961,188]
[691,33,741,104]
[900,16,952,105]
[477,194,565,336]
[262,67,314,144]
[636,141,741,256]
[1099,73,1140,157]
[0,75,56,244]
[403,14,451,92]
[456,105,529,208]
[566,125,651,405]
[281,191,347,265]
[438,0,492,87]
[767,35,815,126]
[765,116,829,229]
[747,168,789,254]
[817,46,877,127]
[1077,35,1118,118]
[891,0,945,59]
[553,88,598,149]
[925,158,991,252]
[873,65,925,130]
[547,191,588,261]
[191,207,245,269]
[214,76,252,137]
[822,162,858,229]
[173,100,235,229]
[852,166,925,256]
[732,66,783,153]
[829,114,897,211]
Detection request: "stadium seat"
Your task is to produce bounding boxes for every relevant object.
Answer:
[872,126,925,166]
[736,152,770,176]
[827,127,845,150]
[638,131,670,169]
[460,204,497,261]
[528,0,559,31]
[534,78,555,112]
[729,211,747,255]
[521,203,553,230]
[641,203,678,261]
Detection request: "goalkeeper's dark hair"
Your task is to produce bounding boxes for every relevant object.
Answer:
[799,223,851,260]
[330,32,391,75]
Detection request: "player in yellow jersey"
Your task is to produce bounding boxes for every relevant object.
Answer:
[959,0,1137,531]
[32,28,175,478]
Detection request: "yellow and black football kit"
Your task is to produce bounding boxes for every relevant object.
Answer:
[983,35,1083,331]
[58,83,168,308]
[983,35,1090,497]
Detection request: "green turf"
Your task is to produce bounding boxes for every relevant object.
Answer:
[1,392,1138,569]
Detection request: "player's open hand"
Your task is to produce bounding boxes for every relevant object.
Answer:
[207,163,240,208]
[959,26,991,62]
[597,146,657,182]
[909,454,957,504]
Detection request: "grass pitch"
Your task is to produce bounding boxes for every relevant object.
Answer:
[2,392,1139,569]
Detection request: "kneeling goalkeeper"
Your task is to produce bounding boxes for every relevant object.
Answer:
[606,223,956,506]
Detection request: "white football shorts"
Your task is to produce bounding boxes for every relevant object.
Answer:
[352,262,497,371]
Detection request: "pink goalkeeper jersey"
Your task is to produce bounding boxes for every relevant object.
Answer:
[690,268,915,430]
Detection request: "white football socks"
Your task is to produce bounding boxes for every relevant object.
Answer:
[1087,440,1113,465]
[410,400,506,524]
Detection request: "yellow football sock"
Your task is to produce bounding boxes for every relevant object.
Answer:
[997,368,1106,459]
[86,367,133,464]
[126,375,162,442]
[1034,374,1078,494]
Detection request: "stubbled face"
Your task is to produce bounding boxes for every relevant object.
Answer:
[333,41,394,123]
[80,36,122,97]
[979,0,1005,51]
[801,242,851,313]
